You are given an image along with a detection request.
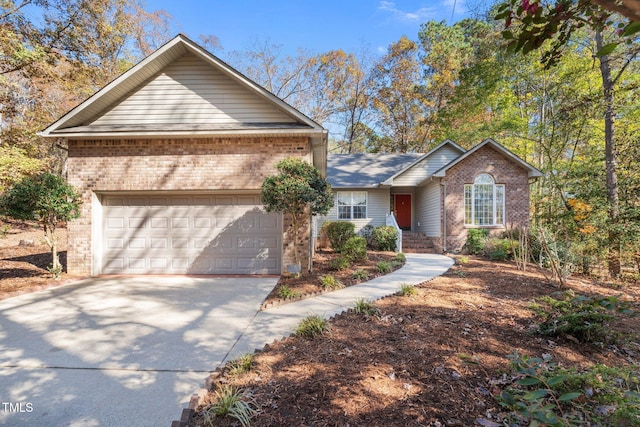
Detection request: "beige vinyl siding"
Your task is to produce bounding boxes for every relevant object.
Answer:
[392,145,462,186]
[416,180,441,236]
[91,53,296,127]
[316,189,390,234]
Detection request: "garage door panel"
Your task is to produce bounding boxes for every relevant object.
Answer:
[150,238,168,249]
[171,238,189,249]
[101,194,282,274]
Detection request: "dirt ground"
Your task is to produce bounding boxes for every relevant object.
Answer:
[192,257,640,427]
[0,220,82,299]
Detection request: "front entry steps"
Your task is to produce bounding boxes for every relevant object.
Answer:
[402,231,440,253]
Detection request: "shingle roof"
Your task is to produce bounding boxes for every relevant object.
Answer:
[327,153,423,188]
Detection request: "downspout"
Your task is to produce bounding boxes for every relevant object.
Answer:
[442,181,447,253]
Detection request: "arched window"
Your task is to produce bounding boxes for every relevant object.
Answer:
[464,173,504,226]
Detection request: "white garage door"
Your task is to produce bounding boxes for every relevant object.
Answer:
[100,194,282,275]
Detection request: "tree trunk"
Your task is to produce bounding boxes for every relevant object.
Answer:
[596,29,621,278]
[291,213,300,267]
[43,218,60,271]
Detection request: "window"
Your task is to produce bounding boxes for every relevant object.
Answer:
[464,174,504,226]
[337,191,367,219]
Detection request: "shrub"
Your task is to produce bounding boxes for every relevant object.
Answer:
[295,315,329,339]
[529,291,633,344]
[456,255,470,265]
[486,352,640,427]
[319,274,344,290]
[376,260,391,273]
[351,268,368,280]
[393,252,406,263]
[465,228,489,255]
[329,256,351,271]
[324,221,355,252]
[372,226,397,251]
[353,298,378,316]
[227,354,253,376]
[358,224,375,247]
[204,385,256,427]
[397,283,416,297]
[342,236,367,262]
[484,237,517,261]
[278,285,299,299]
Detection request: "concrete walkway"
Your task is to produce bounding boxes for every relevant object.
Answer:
[225,253,454,362]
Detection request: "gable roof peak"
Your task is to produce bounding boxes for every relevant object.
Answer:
[40,33,324,138]
[433,138,544,178]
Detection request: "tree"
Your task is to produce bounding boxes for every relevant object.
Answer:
[0,0,173,174]
[496,0,640,277]
[370,36,428,152]
[417,20,475,142]
[261,158,333,270]
[0,173,81,276]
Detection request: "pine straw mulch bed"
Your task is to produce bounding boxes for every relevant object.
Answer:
[0,220,82,300]
[191,257,640,427]
[261,250,403,309]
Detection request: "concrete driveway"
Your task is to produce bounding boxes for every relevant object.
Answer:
[0,275,277,426]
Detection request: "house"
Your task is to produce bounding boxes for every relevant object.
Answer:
[41,34,541,277]
[319,139,543,252]
[40,34,327,276]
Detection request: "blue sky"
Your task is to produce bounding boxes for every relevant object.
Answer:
[145,0,470,56]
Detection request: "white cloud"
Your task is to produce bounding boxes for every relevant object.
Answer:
[378,1,437,22]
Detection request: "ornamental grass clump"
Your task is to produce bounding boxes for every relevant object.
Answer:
[319,274,344,290]
[295,315,329,339]
[203,385,256,427]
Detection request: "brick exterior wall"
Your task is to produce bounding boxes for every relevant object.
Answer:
[67,136,311,276]
[443,144,531,252]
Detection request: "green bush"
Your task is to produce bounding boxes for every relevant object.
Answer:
[372,226,397,251]
[487,352,640,427]
[329,256,351,271]
[325,221,356,252]
[358,224,375,247]
[342,236,367,262]
[465,228,489,255]
[529,291,633,344]
[484,237,517,261]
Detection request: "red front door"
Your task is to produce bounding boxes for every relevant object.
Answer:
[395,194,411,230]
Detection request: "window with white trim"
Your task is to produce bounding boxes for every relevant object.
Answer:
[337,191,367,219]
[464,174,504,226]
